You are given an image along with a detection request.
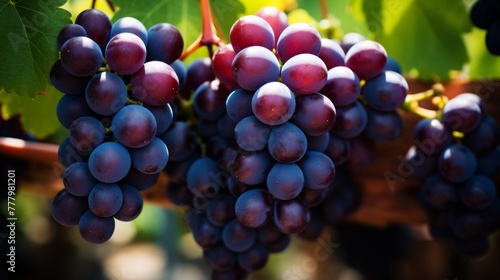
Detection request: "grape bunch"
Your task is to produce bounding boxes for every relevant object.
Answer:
[469,0,500,55]
[406,93,500,258]
[50,9,183,243]
[160,6,406,277]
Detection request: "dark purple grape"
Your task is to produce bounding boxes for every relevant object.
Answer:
[51,189,89,226]
[144,104,174,135]
[277,23,322,62]
[273,198,311,234]
[193,80,231,121]
[384,56,402,74]
[63,162,97,197]
[449,207,487,240]
[75,9,112,51]
[299,186,328,208]
[298,151,335,190]
[112,105,157,148]
[88,182,123,217]
[405,145,439,178]
[222,219,257,252]
[281,54,328,95]
[319,38,345,69]
[364,109,403,141]
[438,145,477,183]
[232,46,280,91]
[331,101,367,139]
[158,121,198,162]
[181,58,216,99]
[422,174,458,210]
[227,176,263,198]
[344,40,387,80]
[207,194,236,227]
[267,163,304,200]
[237,243,269,272]
[193,215,222,249]
[346,136,376,171]
[203,245,237,272]
[306,132,330,152]
[324,134,351,165]
[69,116,105,153]
[50,60,91,95]
[212,44,238,90]
[60,36,103,77]
[217,113,238,139]
[298,211,325,241]
[130,61,179,106]
[413,118,453,156]
[110,17,148,44]
[452,236,489,259]
[231,150,274,185]
[171,59,187,90]
[442,95,482,133]
[57,24,87,49]
[58,137,90,167]
[234,116,271,152]
[78,210,115,244]
[146,23,183,63]
[187,158,224,199]
[88,142,131,183]
[85,71,128,116]
[105,32,146,75]
[229,15,275,52]
[292,93,336,136]
[320,66,360,106]
[256,6,288,46]
[463,116,499,154]
[476,149,500,176]
[123,167,159,191]
[114,183,143,221]
[470,0,500,29]
[363,71,408,111]
[129,137,169,174]
[340,32,365,53]
[235,189,273,228]
[267,122,307,163]
[226,88,254,122]
[252,81,295,126]
[459,175,497,209]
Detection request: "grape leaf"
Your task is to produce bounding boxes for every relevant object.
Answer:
[0,85,63,139]
[465,27,500,80]
[112,0,244,62]
[0,0,71,97]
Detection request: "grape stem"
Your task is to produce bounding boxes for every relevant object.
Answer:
[319,0,330,20]
[179,0,221,60]
[401,83,445,119]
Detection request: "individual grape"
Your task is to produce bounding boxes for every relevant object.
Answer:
[232,46,280,91]
[129,137,169,174]
[181,58,216,99]
[78,210,115,244]
[171,59,188,90]
[319,38,345,69]
[306,132,330,152]
[448,207,487,240]
[320,66,360,106]
[292,93,336,136]
[122,167,159,191]
[231,150,274,185]
[57,24,87,49]
[273,198,311,234]
[256,6,288,45]
[346,136,376,171]
[298,211,325,241]
[227,176,264,198]
[130,61,179,106]
[146,23,184,63]
[105,32,147,75]
[442,95,482,133]
[235,189,274,228]
[187,158,223,198]
[229,15,275,53]
[452,236,489,259]
[85,71,128,116]
[69,116,105,153]
[206,135,231,158]
[276,23,322,62]
[51,189,89,226]
[193,80,231,121]
[58,137,90,167]
[267,122,307,163]
[422,174,458,210]
[251,82,295,126]
[63,162,97,197]
[364,109,403,141]
[267,163,304,200]
[299,186,328,208]
[331,101,367,138]
[463,116,499,154]
[88,142,131,183]
[56,94,96,129]
[50,60,91,95]
[384,56,402,74]
[363,71,408,111]
[438,145,477,183]
[324,134,351,166]
[88,182,124,217]
[112,105,157,148]
[344,40,387,81]
[322,184,360,223]
[144,104,174,135]
[234,116,271,152]
[340,32,365,53]
[75,9,112,51]
[459,175,497,209]
[207,194,236,227]
[222,219,257,253]
[165,182,194,207]
[257,222,288,248]
[454,93,485,113]
[158,121,198,162]
[110,17,148,45]
[405,145,439,179]
[60,36,103,77]
[192,215,222,249]
[114,183,143,221]
[212,44,238,90]
[203,245,237,272]
[226,88,254,122]
[476,149,500,176]
[470,0,500,29]
[413,118,453,156]
[237,243,269,272]
[298,151,335,190]
[281,53,328,95]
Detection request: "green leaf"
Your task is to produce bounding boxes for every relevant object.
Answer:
[112,0,244,62]
[357,0,470,82]
[465,27,500,79]
[0,0,71,97]
[0,85,63,139]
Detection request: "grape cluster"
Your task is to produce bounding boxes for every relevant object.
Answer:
[161,6,406,277]
[470,0,500,55]
[406,93,500,258]
[50,9,183,243]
